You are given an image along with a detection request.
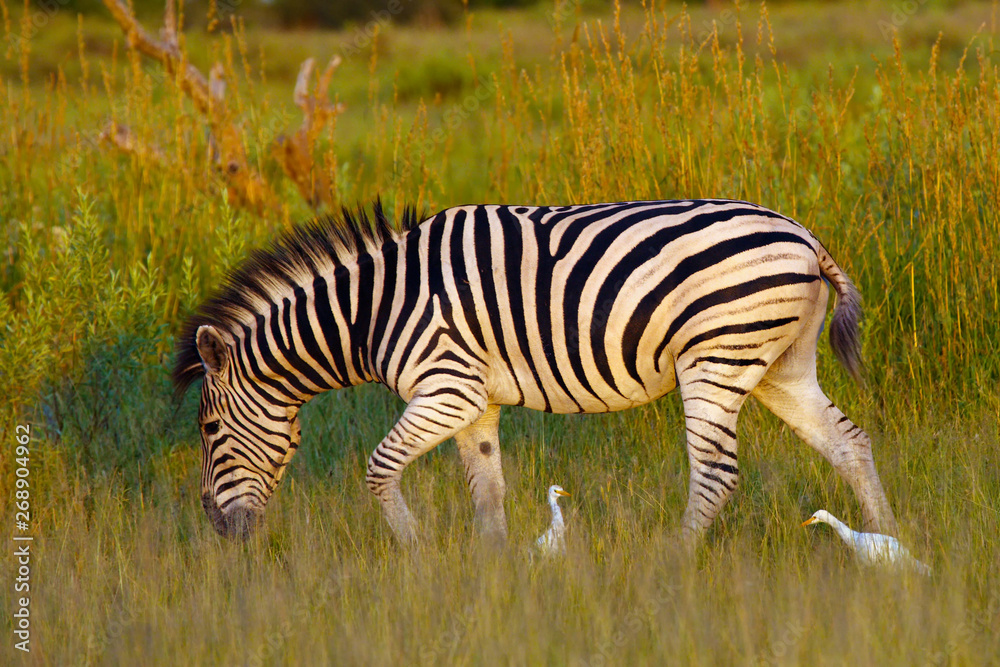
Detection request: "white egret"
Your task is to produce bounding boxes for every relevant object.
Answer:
[802,510,931,575]
[535,485,571,558]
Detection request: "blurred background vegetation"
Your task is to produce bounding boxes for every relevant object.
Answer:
[21,0,981,29]
[2,0,996,433]
[29,0,579,28]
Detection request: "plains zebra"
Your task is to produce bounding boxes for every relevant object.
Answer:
[173,199,898,546]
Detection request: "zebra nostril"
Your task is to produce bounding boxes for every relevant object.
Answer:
[202,492,260,539]
[225,506,260,540]
[202,493,227,535]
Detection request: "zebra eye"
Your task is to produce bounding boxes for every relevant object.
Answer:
[202,420,221,436]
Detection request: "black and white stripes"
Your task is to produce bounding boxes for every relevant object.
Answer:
[174,199,899,545]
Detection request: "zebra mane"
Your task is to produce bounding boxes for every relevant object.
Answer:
[172,200,423,396]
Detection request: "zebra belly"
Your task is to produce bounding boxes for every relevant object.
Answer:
[538,374,677,414]
[484,314,681,415]
[487,367,678,414]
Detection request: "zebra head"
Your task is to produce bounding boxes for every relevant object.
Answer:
[194,324,301,539]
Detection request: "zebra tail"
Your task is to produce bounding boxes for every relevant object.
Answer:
[818,244,864,384]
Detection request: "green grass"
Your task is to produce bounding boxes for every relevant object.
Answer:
[15,395,1000,664]
[2,1,1000,664]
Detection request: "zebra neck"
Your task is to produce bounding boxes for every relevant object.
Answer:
[233,228,432,401]
[304,254,384,393]
[356,233,434,394]
[235,257,382,403]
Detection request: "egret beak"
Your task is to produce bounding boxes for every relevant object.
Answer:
[801,517,818,527]
[556,489,571,497]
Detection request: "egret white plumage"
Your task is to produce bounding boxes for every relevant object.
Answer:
[535,485,571,557]
[802,510,931,575]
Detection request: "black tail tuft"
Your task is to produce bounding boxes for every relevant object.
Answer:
[827,269,864,384]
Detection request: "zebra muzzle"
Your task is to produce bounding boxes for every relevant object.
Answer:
[202,493,261,540]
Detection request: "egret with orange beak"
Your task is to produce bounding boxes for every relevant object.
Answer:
[802,510,931,575]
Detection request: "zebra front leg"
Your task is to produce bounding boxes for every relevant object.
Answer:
[366,393,486,545]
[677,376,751,548]
[453,405,508,549]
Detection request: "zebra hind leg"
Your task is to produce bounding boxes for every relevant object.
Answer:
[366,393,487,546]
[753,370,898,536]
[453,405,508,550]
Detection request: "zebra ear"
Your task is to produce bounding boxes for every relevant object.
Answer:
[196,325,229,376]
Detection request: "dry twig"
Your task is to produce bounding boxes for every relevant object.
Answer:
[272,56,346,208]
[101,0,345,214]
